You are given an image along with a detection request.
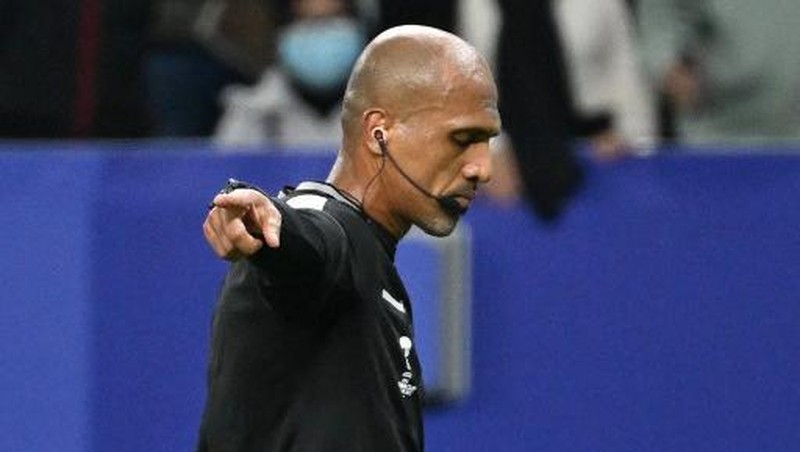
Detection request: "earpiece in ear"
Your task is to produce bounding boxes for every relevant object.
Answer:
[373,128,386,144]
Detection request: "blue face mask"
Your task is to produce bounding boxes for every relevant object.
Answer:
[277,17,366,93]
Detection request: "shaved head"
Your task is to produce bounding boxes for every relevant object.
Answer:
[341,25,495,147]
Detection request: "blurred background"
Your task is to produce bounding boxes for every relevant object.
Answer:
[1,0,799,451]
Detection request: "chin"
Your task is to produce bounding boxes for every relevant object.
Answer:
[416,216,458,237]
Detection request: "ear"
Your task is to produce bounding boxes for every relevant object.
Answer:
[363,109,388,156]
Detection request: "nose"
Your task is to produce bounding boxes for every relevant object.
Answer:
[462,142,493,184]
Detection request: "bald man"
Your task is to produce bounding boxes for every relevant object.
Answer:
[197,25,501,452]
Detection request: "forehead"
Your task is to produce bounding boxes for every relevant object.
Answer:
[434,73,501,134]
[387,50,502,134]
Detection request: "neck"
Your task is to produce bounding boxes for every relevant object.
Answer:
[327,152,410,239]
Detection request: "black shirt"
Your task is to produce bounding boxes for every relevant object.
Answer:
[197,181,424,452]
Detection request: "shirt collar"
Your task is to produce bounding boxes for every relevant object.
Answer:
[285,180,398,259]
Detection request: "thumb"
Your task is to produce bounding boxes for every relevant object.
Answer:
[247,197,282,248]
[262,214,282,248]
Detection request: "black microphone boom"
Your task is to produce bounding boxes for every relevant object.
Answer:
[376,136,463,215]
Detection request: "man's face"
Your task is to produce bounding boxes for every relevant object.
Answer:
[385,69,501,236]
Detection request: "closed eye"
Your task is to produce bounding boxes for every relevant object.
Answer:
[452,130,496,149]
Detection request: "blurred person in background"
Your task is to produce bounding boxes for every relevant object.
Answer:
[146,0,276,136]
[0,0,151,138]
[554,0,657,160]
[213,0,371,150]
[638,0,800,145]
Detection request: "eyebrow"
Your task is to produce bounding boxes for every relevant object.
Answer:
[451,127,501,141]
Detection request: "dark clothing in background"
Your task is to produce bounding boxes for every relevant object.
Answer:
[94,0,152,137]
[145,43,246,136]
[377,0,456,33]
[146,0,274,136]
[0,0,151,138]
[496,0,583,221]
[0,0,79,137]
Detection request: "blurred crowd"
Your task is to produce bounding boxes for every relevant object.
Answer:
[2,0,799,219]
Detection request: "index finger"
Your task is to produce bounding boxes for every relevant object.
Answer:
[211,189,269,211]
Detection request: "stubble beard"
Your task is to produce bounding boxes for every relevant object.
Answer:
[414,209,460,237]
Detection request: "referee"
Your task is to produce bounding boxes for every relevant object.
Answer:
[198,25,501,452]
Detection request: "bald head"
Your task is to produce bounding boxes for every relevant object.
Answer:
[341,25,494,146]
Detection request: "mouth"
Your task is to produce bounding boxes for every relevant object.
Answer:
[444,190,476,214]
[439,186,477,216]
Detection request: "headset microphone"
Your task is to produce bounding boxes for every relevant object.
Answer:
[373,129,463,215]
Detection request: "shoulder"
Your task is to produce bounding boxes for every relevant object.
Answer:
[276,191,354,243]
[281,183,364,222]
[283,192,332,211]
